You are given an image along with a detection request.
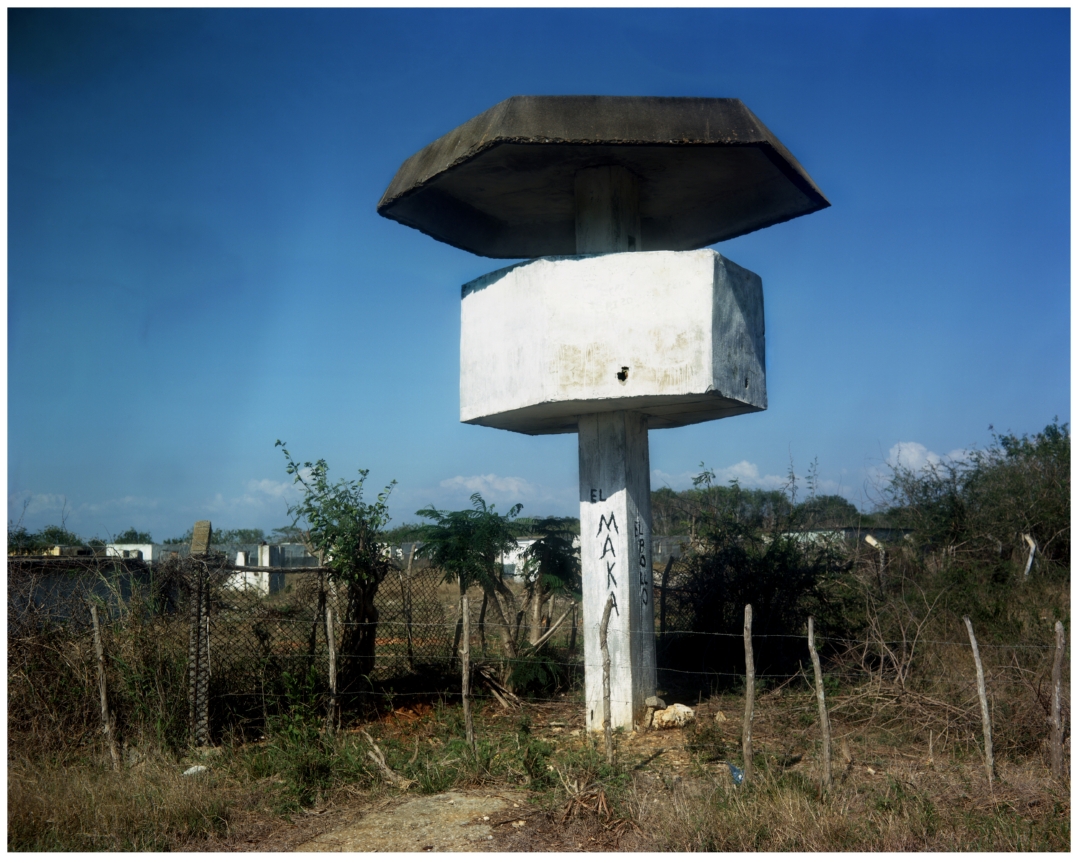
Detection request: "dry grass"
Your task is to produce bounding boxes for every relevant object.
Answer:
[619,701,1070,852]
[625,761,1069,852]
[7,558,1068,852]
[7,750,237,851]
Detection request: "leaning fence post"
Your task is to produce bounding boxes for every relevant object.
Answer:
[1050,620,1066,779]
[326,605,338,731]
[600,594,615,766]
[461,595,476,754]
[963,616,994,785]
[807,616,832,791]
[90,604,121,771]
[743,603,755,787]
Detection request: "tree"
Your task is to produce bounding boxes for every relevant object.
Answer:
[162,528,194,546]
[8,524,85,552]
[213,528,267,545]
[269,525,305,544]
[520,516,580,644]
[277,441,395,702]
[381,522,431,544]
[114,527,153,544]
[791,495,861,530]
[416,493,523,665]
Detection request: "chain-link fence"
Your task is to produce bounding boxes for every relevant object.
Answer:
[9,553,491,745]
[8,550,1068,764]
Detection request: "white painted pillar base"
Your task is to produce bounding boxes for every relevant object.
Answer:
[579,410,656,731]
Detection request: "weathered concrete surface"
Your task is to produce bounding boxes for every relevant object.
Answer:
[295,791,524,852]
[579,411,656,732]
[460,249,766,435]
[575,165,640,254]
[377,95,829,258]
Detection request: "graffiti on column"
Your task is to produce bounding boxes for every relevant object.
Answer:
[595,504,620,616]
[635,516,650,606]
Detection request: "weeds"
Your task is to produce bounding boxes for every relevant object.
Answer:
[7,752,233,851]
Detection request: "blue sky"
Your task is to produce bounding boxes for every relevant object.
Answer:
[8,8,1070,541]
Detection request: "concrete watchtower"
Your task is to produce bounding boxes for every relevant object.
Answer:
[378,96,828,731]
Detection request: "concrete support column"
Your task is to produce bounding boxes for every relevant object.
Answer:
[574,164,655,732]
[579,411,656,731]
[574,166,641,254]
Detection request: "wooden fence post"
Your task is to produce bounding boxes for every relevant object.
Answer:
[90,604,121,771]
[743,603,754,787]
[1050,620,1066,779]
[326,605,338,731]
[461,595,476,754]
[600,594,615,766]
[808,616,832,791]
[963,616,994,785]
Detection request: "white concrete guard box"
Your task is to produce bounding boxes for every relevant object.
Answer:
[460,249,766,435]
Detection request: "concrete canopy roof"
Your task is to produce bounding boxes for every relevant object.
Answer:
[377,96,829,258]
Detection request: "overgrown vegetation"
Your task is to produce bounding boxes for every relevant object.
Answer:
[657,463,862,678]
[8,422,1068,851]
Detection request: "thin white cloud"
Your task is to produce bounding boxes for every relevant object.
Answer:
[8,491,161,520]
[651,469,696,489]
[861,441,974,507]
[8,491,69,518]
[718,460,788,489]
[439,474,538,499]
[246,478,294,498]
[651,461,787,491]
[886,442,970,473]
[81,495,160,515]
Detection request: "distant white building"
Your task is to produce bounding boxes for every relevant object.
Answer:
[499,538,538,577]
[105,543,160,562]
[224,551,285,596]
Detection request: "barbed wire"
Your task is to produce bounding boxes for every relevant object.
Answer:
[196,615,1058,652]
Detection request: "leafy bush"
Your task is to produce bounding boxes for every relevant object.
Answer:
[658,466,863,681]
[882,419,1069,573]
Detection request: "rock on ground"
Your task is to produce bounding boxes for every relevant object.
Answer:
[653,704,695,729]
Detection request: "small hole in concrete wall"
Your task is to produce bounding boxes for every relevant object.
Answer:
[617,366,630,382]
[745,377,749,389]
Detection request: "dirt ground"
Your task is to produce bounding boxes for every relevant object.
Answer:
[179,687,1067,853]
[207,697,733,853]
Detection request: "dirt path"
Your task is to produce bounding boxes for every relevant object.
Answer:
[295,790,528,852]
